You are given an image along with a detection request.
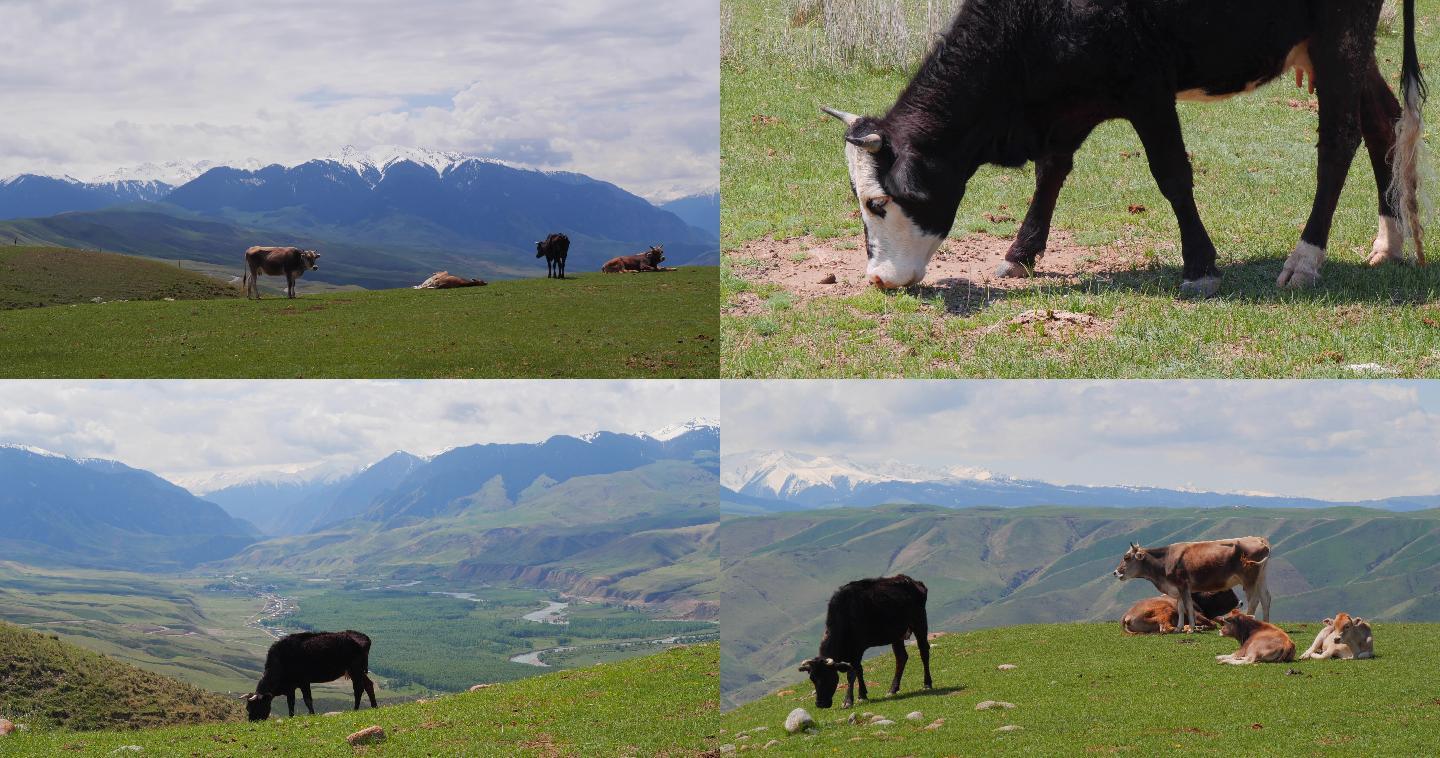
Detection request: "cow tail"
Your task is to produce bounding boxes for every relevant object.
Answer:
[1392,0,1429,265]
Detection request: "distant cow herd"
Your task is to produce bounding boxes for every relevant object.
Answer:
[238,233,674,298]
[797,537,1374,709]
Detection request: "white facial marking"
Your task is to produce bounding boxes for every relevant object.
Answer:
[1276,241,1326,288]
[844,142,944,288]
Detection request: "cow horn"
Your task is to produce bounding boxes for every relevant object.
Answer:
[1130,542,1139,551]
[824,657,834,666]
[820,106,860,126]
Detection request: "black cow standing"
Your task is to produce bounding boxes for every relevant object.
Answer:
[825,0,1426,297]
[798,575,933,709]
[536,233,570,279]
[245,630,378,721]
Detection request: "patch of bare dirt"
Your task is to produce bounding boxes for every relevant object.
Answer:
[728,232,1148,314]
[989,309,1113,338]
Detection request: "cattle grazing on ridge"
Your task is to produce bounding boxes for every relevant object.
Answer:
[1113,537,1272,633]
[536,233,570,279]
[244,630,377,721]
[414,271,487,289]
[823,0,1427,296]
[242,246,320,299]
[1299,612,1375,660]
[1121,589,1240,635]
[1215,610,1296,665]
[798,575,933,709]
[601,246,667,273]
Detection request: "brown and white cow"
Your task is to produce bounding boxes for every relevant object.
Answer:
[242,246,320,299]
[1215,610,1295,665]
[601,246,667,273]
[1120,589,1239,635]
[413,271,487,289]
[1298,612,1374,660]
[1113,537,1272,633]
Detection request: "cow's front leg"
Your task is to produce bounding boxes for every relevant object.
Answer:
[853,661,868,703]
[299,682,315,714]
[285,689,296,717]
[1129,102,1221,297]
[842,666,857,708]
[889,641,907,695]
[996,152,1076,278]
[1279,42,1364,287]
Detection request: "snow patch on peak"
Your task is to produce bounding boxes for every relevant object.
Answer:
[0,442,71,459]
[644,418,718,442]
[324,145,491,181]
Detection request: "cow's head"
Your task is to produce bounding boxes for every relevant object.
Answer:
[647,246,665,265]
[1113,542,1147,580]
[823,107,964,289]
[243,692,274,721]
[1218,610,1254,641]
[798,656,851,709]
[535,241,546,258]
[300,250,320,271]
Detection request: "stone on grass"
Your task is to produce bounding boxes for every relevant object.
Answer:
[997,664,1017,671]
[995,725,1024,733]
[764,739,780,749]
[925,718,946,730]
[719,744,736,753]
[905,711,923,721]
[975,700,1016,711]
[784,707,815,734]
[871,719,895,727]
[469,683,493,692]
[322,711,343,716]
[0,719,13,736]
[346,726,385,746]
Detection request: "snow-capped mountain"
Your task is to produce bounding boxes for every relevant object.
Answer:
[645,418,719,442]
[88,159,259,188]
[0,173,172,220]
[721,449,1440,513]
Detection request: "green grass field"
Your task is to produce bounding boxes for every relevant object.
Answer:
[721,0,1440,377]
[0,246,238,309]
[721,623,1440,754]
[0,264,719,377]
[3,643,721,756]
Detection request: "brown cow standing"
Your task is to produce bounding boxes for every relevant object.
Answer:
[1215,610,1295,664]
[1113,537,1272,633]
[243,246,320,299]
[601,245,667,273]
[414,271,487,289]
[1120,589,1239,635]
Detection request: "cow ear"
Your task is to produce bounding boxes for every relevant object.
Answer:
[1323,617,1333,626]
[833,661,852,672]
[798,660,812,673]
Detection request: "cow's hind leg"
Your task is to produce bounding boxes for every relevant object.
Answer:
[299,682,315,714]
[1128,101,1222,297]
[889,641,908,695]
[1278,11,1373,287]
[1360,62,1406,266]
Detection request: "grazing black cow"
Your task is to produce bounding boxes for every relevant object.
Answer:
[825,0,1426,296]
[245,630,377,721]
[536,233,570,279]
[798,575,933,709]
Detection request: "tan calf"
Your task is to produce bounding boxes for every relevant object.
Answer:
[1298,612,1374,660]
[1215,611,1295,665]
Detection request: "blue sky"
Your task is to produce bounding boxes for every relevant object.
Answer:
[0,380,717,490]
[722,380,1440,501]
[0,0,717,200]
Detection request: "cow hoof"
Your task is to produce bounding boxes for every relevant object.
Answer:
[1367,249,1404,267]
[1179,276,1220,299]
[1277,242,1325,288]
[1369,215,1405,267]
[993,261,1033,278]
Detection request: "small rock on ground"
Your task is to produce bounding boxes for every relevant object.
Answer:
[469,683,493,692]
[925,719,946,730]
[997,664,1018,671]
[996,725,1024,733]
[719,745,736,753]
[322,711,343,716]
[0,719,13,736]
[346,726,385,746]
[764,739,780,749]
[819,273,837,284]
[784,707,815,734]
[975,700,1017,710]
[110,748,142,754]
[905,711,923,721]
[871,719,896,727]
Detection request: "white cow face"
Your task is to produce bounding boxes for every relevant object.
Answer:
[302,250,321,270]
[825,107,962,289]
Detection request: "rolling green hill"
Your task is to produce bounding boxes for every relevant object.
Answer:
[0,621,241,731]
[721,504,1440,705]
[0,267,719,378]
[721,624,1440,754]
[2,643,721,756]
[0,246,238,309]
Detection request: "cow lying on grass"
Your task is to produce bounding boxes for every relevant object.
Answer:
[1121,590,1239,635]
[245,630,378,721]
[601,246,670,273]
[799,575,933,709]
[414,271,487,289]
[1299,612,1374,660]
[1216,611,1295,665]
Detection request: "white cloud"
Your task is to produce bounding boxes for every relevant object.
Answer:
[0,0,718,200]
[0,380,718,489]
[720,380,1440,501]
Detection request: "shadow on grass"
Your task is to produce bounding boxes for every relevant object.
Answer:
[893,257,1440,317]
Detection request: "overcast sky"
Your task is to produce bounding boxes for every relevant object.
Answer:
[0,380,717,492]
[722,381,1440,501]
[0,0,717,200]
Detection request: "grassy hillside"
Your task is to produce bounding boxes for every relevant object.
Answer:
[0,246,237,309]
[3,643,721,756]
[721,0,1440,377]
[0,621,240,731]
[721,504,1440,703]
[0,267,719,378]
[721,624,1440,753]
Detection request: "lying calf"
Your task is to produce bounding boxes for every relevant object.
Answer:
[1121,589,1239,634]
[1215,610,1295,665]
[414,271,487,289]
[1298,612,1374,660]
